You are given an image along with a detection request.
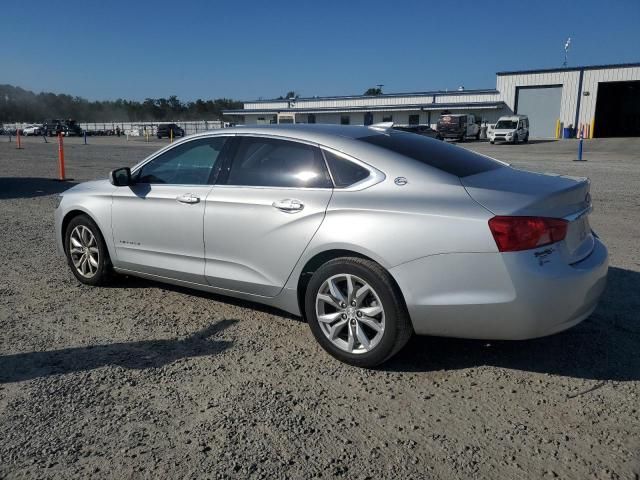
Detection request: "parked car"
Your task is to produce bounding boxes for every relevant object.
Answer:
[157,123,185,139]
[63,119,83,137]
[23,124,43,136]
[436,114,481,141]
[43,119,64,136]
[55,124,608,367]
[393,124,441,139]
[489,115,530,144]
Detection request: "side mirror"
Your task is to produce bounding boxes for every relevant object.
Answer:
[109,167,132,186]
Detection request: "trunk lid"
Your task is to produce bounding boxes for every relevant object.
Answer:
[462,166,594,263]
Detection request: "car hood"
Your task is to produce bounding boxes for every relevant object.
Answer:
[64,179,113,195]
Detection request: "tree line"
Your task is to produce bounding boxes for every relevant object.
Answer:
[0,84,243,123]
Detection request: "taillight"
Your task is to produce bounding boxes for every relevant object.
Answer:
[488,216,568,252]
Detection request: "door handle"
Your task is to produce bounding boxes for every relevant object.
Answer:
[177,193,200,204]
[272,198,304,213]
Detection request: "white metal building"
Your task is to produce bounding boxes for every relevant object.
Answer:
[224,62,640,138]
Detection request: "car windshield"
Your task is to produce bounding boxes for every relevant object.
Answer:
[495,120,518,129]
[438,116,461,125]
[358,131,503,177]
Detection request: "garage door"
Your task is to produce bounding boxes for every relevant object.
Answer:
[594,81,640,137]
[515,86,563,138]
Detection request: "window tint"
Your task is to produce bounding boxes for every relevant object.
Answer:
[323,150,371,188]
[137,137,227,184]
[358,132,503,178]
[226,137,332,188]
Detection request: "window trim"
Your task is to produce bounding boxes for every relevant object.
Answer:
[131,134,235,186]
[320,147,385,191]
[219,135,334,190]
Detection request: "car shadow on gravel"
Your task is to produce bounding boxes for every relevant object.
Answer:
[384,267,640,381]
[0,319,237,384]
[0,177,77,199]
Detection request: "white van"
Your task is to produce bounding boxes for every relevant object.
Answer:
[489,115,529,144]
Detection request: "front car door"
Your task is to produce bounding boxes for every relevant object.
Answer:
[203,136,333,297]
[111,136,230,284]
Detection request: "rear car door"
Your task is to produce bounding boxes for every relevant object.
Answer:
[111,136,230,283]
[203,136,333,297]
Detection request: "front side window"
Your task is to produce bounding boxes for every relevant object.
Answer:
[136,137,228,185]
[323,150,371,188]
[226,137,332,188]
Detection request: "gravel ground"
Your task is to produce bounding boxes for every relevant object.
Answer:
[0,134,639,479]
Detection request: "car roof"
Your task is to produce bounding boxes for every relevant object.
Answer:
[199,124,383,145]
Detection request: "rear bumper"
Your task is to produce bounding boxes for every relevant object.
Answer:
[390,238,608,340]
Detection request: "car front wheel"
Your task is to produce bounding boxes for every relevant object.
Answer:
[64,214,111,286]
[305,257,412,367]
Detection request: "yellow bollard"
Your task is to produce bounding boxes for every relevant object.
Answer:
[170,128,173,143]
[590,118,595,139]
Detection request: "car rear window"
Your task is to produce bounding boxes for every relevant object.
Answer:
[358,132,503,177]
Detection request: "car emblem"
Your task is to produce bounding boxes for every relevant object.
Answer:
[394,177,408,186]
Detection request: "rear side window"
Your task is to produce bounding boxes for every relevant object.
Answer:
[323,150,370,188]
[358,132,503,177]
[226,137,332,188]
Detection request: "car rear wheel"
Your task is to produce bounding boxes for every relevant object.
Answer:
[64,214,111,286]
[305,257,412,367]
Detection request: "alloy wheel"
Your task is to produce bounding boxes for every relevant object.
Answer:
[69,225,100,278]
[315,274,385,354]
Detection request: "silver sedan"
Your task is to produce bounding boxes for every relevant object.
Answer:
[54,124,608,366]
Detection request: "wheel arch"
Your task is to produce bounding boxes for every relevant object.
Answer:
[295,249,407,321]
[61,209,113,262]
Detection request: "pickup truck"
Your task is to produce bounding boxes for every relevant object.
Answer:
[436,114,480,142]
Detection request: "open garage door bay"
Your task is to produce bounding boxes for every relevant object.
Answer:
[515,86,563,138]
[595,81,640,137]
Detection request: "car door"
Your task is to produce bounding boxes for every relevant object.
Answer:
[203,136,333,297]
[111,136,230,284]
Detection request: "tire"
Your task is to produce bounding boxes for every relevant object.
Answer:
[490,140,495,144]
[523,133,529,143]
[512,133,518,144]
[64,214,111,286]
[157,134,162,139]
[475,131,481,141]
[304,257,413,367]
[458,135,465,143]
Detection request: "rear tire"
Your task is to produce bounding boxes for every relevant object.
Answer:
[304,257,413,367]
[64,214,111,286]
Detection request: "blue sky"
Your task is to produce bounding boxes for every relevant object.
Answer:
[2,0,639,101]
